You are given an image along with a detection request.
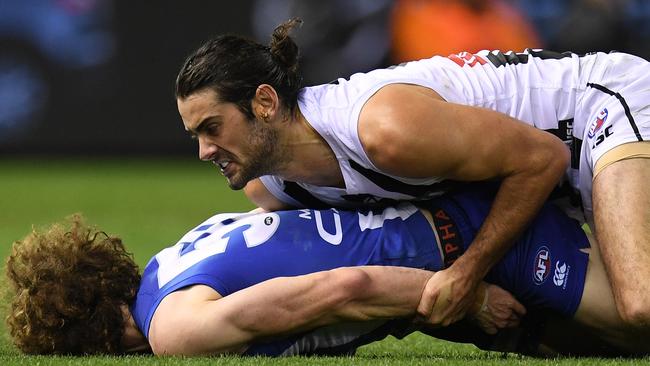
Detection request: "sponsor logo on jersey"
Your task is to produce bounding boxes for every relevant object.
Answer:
[533,246,551,285]
[592,125,614,149]
[431,208,464,268]
[553,261,570,288]
[448,52,487,68]
[588,108,608,138]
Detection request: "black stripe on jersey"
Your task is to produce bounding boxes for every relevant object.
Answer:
[586,83,644,141]
[486,51,528,67]
[486,49,573,68]
[527,49,573,60]
[349,160,457,199]
[571,137,583,170]
[283,181,331,209]
[545,118,574,143]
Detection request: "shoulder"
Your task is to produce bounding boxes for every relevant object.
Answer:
[149,285,222,355]
[358,84,449,174]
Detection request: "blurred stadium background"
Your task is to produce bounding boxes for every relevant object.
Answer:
[1,0,649,157]
[1,0,650,361]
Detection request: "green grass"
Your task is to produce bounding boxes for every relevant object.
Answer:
[0,158,648,365]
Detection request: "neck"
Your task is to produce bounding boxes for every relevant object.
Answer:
[275,108,345,188]
[122,307,150,353]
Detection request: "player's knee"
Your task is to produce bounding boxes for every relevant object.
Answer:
[616,296,650,328]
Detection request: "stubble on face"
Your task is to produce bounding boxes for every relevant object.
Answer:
[225,118,282,190]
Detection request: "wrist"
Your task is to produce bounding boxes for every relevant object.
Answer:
[452,247,493,280]
[468,282,488,316]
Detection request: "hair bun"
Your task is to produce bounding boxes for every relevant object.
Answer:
[269,18,303,73]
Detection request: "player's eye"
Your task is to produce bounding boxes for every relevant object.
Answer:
[205,124,220,136]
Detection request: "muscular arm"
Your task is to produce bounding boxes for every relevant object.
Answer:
[360,84,569,323]
[149,266,433,355]
[243,178,293,211]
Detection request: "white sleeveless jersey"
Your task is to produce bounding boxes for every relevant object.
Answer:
[260,49,650,220]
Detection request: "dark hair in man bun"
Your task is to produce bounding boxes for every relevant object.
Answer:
[269,17,302,73]
[176,18,304,119]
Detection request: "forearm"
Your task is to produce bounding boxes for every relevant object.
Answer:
[456,144,568,277]
[331,266,435,321]
[155,267,493,356]
[229,266,433,335]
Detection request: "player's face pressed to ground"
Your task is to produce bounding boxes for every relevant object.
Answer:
[177,89,281,190]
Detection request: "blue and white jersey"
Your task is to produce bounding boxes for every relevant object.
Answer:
[131,202,440,355]
[131,191,591,356]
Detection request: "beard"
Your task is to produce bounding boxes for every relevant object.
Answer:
[225,120,282,190]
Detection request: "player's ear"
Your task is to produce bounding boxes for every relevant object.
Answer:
[253,84,279,122]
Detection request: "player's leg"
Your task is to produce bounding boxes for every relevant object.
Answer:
[572,227,650,355]
[592,148,650,328]
[571,232,645,354]
[571,236,621,331]
[578,52,650,329]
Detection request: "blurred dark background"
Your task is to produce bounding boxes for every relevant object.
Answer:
[1,0,649,156]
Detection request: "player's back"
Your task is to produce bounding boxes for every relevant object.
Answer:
[131,203,440,355]
[285,49,603,209]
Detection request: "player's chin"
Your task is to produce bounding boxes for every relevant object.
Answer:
[225,174,249,190]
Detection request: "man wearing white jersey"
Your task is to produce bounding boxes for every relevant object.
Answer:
[175,18,650,329]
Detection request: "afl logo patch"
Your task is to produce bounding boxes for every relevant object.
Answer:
[588,108,608,139]
[533,246,551,285]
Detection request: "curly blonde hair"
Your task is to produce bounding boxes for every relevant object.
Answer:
[5,215,141,354]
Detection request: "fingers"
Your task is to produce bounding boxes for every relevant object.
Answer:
[505,313,520,327]
[491,309,520,329]
[511,298,527,316]
[430,282,452,324]
[416,280,439,320]
[440,294,471,326]
[468,283,528,334]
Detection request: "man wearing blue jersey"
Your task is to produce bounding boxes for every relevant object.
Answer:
[5,189,643,356]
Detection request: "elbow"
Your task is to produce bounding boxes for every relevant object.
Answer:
[333,267,371,295]
[328,268,374,315]
[551,137,570,174]
[532,135,570,181]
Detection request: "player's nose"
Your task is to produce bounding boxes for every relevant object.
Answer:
[198,137,218,161]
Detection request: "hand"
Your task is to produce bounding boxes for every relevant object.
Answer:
[416,264,479,327]
[469,283,526,334]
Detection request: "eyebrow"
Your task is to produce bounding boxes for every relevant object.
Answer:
[186,115,222,135]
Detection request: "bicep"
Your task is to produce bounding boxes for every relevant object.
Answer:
[359,84,561,181]
[150,272,358,355]
[149,286,247,356]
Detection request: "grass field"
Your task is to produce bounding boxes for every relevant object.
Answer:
[1,158,648,365]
